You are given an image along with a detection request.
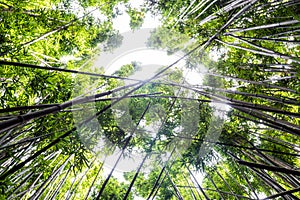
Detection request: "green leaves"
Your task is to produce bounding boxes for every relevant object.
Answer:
[126,7,145,30]
[1,0,300,199]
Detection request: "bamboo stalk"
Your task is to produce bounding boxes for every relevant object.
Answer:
[228,152,292,200]
[263,28,300,38]
[237,160,300,176]
[0,5,107,57]
[230,34,300,43]
[165,169,184,200]
[19,173,43,199]
[234,106,300,136]
[175,135,300,157]
[176,186,257,200]
[262,187,300,200]
[48,167,72,200]
[29,155,72,200]
[123,150,151,200]
[7,172,34,199]
[226,20,299,34]
[66,157,98,200]
[83,160,105,200]
[0,82,137,133]
[0,60,139,82]
[213,168,240,200]
[198,0,252,25]
[182,172,198,200]
[185,163,210,200]
[216,39,300,63]
[150,173,168,200]
[95,103,150,200]
[147,149,175,200]
[206,172,226,200]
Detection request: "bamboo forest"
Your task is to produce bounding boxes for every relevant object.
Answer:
[0,0,300,199]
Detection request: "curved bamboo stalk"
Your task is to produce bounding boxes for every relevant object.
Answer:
[0,30,210,134]
[0,54,192,180]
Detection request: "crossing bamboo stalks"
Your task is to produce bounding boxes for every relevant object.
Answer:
[147,148,176,200]
[0,82,138,133]
[206,172,226,200]
[0,3,108,57]
[0,60,140,82]
[95,102,150,200]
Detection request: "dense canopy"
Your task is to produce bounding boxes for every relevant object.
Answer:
[0,0,299,199]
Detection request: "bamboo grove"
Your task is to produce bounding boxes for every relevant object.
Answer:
[0,0,299,199]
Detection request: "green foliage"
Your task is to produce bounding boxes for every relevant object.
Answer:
[147,27,190,55]
[126,7,145,30]
[103,32,124,52]
[1,0,300,199]
[92,177,133,199]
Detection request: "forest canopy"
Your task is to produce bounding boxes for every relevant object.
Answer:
[0,0,299,199]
